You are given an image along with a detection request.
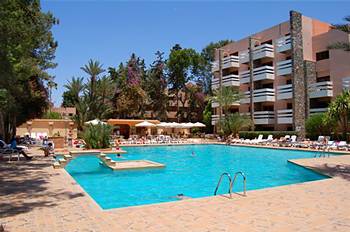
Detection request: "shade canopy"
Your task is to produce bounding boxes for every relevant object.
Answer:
[85,119,107,125]
[135,120,156,127]
[193,122,206,127]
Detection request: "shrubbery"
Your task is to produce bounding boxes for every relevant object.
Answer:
[82,124,112,149]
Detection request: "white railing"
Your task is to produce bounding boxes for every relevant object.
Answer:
[239,44,274,64]
[277,109,293,124]
[211,100,239,108]
[275,35,291,53]
[241,111,275,124]
[277,84,292,100]
[342,77,350,90]
[239,66,275,84]
[211,114,225,125]
[309,108,328,115]
[276,59,292,76]
[212,55,240,72]
[212,74,240,89]
[309,81,333,98]
[241,88,275,104]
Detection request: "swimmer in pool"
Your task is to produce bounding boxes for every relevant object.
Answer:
[191,151,196,157]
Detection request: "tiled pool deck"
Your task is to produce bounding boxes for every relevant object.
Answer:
[1,147,350,231]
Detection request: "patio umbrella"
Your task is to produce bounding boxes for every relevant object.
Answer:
[135,120,156,127]
[85,119,107,125]
[193,122,206,127]
[157,122,170,127]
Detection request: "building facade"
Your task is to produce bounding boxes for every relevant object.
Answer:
[211,11,350,137]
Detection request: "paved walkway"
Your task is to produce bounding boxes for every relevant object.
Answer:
[1,149,350,231]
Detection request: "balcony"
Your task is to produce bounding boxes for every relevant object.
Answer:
[241,111,275,125]
[277,84,292,100]
[212,74,239,89]
[211,100,239,108]
[275,35,291,53]
[276,59,292,76]
[211,114,225,125]
[309,108,328,115]
[309,81,333,98]
[277,109,293,124]
[212,55,240,72]
[239,44,274,64]
[241,88,275,104]
[239,66,274,84]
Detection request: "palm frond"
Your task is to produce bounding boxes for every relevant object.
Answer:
[328,42,350,51]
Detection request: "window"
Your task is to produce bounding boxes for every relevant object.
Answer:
[286,79,292,85]
[287,103,293,109]
[316,51,329,61]
[317,75,330,82]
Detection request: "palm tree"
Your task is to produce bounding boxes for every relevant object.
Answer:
[328,90,350,140]
[63,76,84,104]
[211,86,241,115]
[81,59,105,100]
[218,113,251,137]
[328,16,350,51]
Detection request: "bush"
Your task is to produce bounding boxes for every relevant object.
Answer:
[306,113,337,140]
[82,124,112,149]
[238,131,297,140]
[42,111,62,119]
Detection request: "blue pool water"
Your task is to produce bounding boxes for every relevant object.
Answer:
[65,145,328,209]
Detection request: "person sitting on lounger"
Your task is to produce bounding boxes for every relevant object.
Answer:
[10,136,32,160]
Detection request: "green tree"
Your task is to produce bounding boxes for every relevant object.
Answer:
[82,123,112,149]
[203,100,213,133]
[62,76,84,107]
[146,51,168,120]
[328,16,350,51]
[42,111,62,119]
[167,44,202,121]
[0,0,58,141]
[81,59,105,101]
[211,86,240,115]
[328,90,350,140]
[306,113,336,140]
[218,113,251,137]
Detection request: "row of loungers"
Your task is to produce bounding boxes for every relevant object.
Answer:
[120,136,191,145]
[227,135,349,151]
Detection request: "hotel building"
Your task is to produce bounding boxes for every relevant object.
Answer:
[211,11,350,137]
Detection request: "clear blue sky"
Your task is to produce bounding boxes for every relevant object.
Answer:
[41,1,349,106]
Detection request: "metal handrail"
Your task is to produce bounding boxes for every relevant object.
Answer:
[230,171,247,196]
[214,172,232,198]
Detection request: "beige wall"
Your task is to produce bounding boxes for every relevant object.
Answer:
[17,119,77,139]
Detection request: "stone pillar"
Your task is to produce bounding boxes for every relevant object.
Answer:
[290,10,306,138]
[304,60,316,118]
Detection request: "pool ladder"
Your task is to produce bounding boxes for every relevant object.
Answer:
[214,171,247,198]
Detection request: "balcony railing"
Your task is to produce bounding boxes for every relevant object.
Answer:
[239,66,274,84]
[241,88,275,104]
[212,74,239,89]
[277,109,293,124]
[277,84,292,100]
[309,81,333,98]
[275,35,291,53]
[276,59,292,76]
[211,114,225,125]
[212,55,240,72]
[309,108,328,115]
[241,111,275,125]
[239,44,274,64]
[211,100,239,108]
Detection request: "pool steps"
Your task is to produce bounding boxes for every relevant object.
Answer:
[52,150,125,169]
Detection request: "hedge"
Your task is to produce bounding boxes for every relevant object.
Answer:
[238,131,297,140]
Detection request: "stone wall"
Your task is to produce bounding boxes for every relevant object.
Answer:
[304,60,316,118]
[290,10,306,138]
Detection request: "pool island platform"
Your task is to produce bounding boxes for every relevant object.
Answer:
[98,153,165,171]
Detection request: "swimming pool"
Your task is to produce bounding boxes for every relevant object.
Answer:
[65,145,328,209]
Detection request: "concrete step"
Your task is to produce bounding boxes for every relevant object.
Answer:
[53,162,61,169]
[64,154,73,160]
